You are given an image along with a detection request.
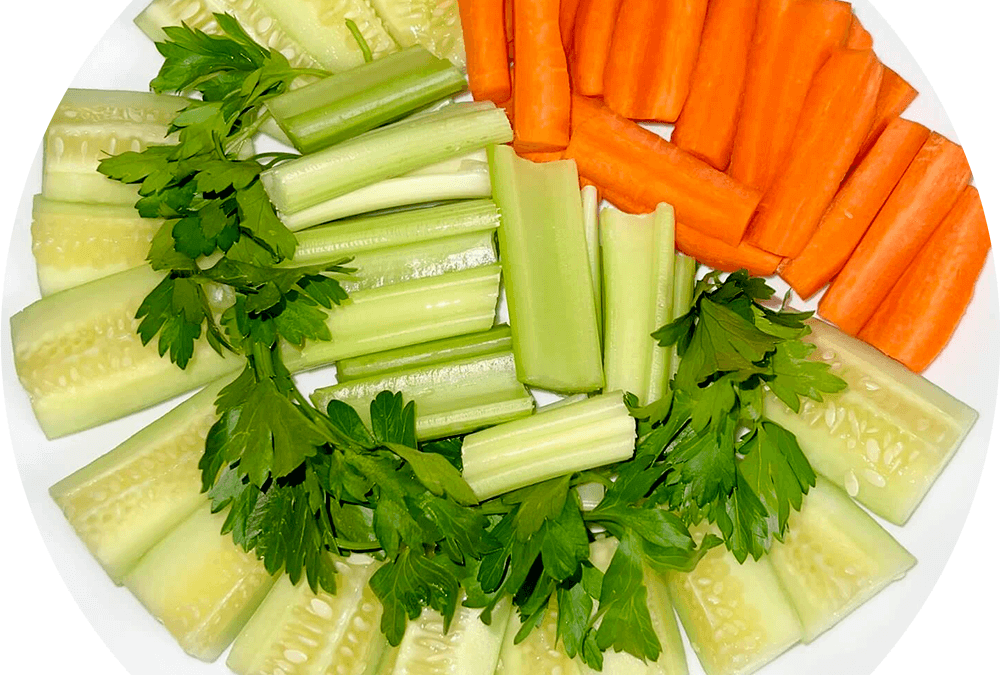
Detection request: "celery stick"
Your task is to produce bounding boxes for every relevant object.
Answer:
[488,145,604,394]
[337,324,512,382]
[600,203,676,406]
[263,103,512,214]
[312,351,534,440]
[268,46,466,154]
[461,391,635,501]
[668,253,698,380]
[581,184,603,344]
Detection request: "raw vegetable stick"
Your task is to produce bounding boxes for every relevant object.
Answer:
[747,47,884,257]
[675,222,782,276]
[603,0,710,122]
[855,65,920,163]
[729,0,853,191]
[671,0,761,171]
[571,0,623,96]
[506,0,515,58]
[781,117,930,299]
[818,132,972,335]
[512,0,572,151]
[846,13,873,49]
[561,0,583,52]
[565,101,762,245]
[457,0,510,104]
[859,186,991,373]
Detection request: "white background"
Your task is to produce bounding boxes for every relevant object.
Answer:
[0,1,1000,675]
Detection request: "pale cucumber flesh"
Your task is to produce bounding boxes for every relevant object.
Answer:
[496,600,583,675]
[767,477,916,642]
[125,504,277,662]
[764,318,978,525]
[49,378,228,583]
[368,0,466,66]
[668,527,802,675]
[228,557,387,675]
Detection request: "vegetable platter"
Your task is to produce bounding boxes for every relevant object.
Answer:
[2,0,1000,675]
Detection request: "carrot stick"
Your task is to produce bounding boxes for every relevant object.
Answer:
[512,0,572,152]
[818,132,972,335]
[854,65,919,163]
[506,0,515,59]
[458,0,511,104]
[729,0,852,191]
[671,0,760,171]
[780,117,930,299]
[846,13,873,49]
[858,186,991,372]
[571,93,607,131]
[603,0,710,122]
[570,0,623,96]
[746,48,883,257]
[564,101,762,245]
[561,0,583,53]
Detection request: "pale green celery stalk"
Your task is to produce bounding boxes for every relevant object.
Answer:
[668,253,698,380]
[581,184,603,345]
[601,203,676,406]
[312,351,534,440]
[461,391,635,501]
[285,265,502,372]
[488,145,604,394]
[263,102,512,214]
[337,324,512,382]
[267,46,466,154]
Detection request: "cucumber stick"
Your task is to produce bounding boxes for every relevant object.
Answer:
[50,378,228,583]
[337,324,512,381]
[378,599,511,675]
[461,391,635,501]
[767,477,916,643]
[488,145,604,393]
[263,102,511,215]
[228,557,388,675]
[13,265,501,438]
[256,0,398,72]
[312,351,535,440]
[267,45,466,154]
[601,204,676,405]
[368,0,466,66]
[764,318,978,524]
[668,526,802,675]
[43,89,185,204]
[31,196,161,295]
[125,504,277,662]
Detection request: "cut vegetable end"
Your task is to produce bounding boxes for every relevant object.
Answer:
[461,391,636,501]
[488,145,604,393]
[368,0,467,67]
[769,477,916,643]
[336,324,512,382]
[312,351,534,440]
[763,319,978,525]
[124,504,277,662]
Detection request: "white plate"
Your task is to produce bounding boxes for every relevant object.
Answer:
[0,2,996,675]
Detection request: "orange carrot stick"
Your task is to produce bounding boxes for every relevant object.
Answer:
[512,0,572,152]
[818,132,972,335]
[846,13,873,49]
[506,0,515,59]
[561,0,583,53]
[858,186,992,372]
[855,65,919,162]
[564,102,762,245]
[780,117,930,299]
[729,0,852,191]
[571,0,623,96]
[671,0,761,171]
[458,0,511,104]
[603,0,710,122]
[746,48,883,257]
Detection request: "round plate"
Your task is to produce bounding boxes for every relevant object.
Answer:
[1,1,996,675]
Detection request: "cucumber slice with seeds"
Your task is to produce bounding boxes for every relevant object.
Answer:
[668,526,802,675]
[767,477,917,642]
[125,504,278,661]
[495,599,583,675]
[369,0,466,66]
[228,557,387,675]
[764,318,978,524]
